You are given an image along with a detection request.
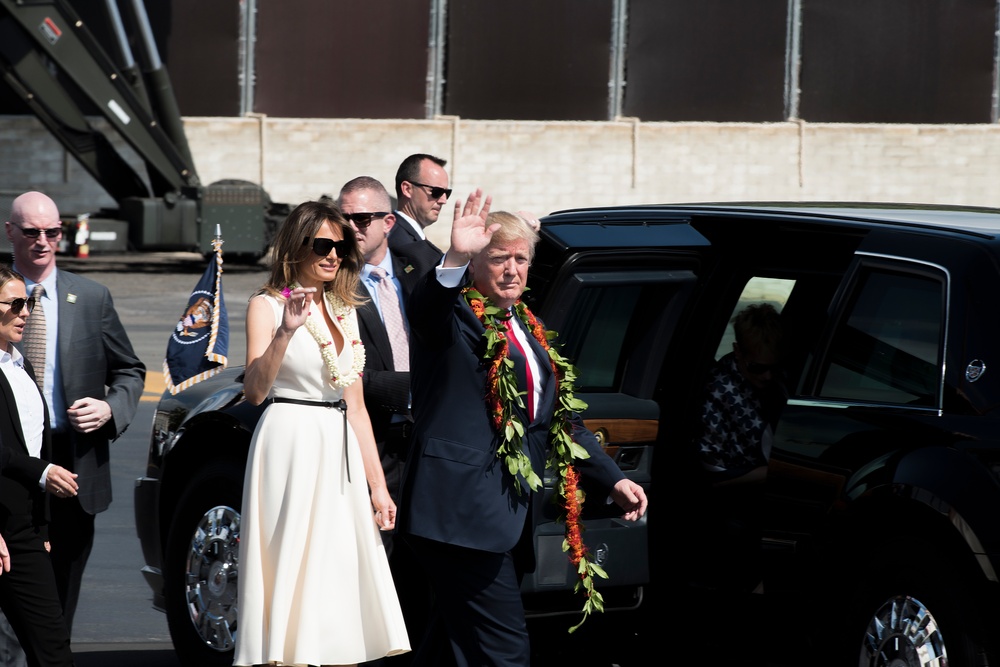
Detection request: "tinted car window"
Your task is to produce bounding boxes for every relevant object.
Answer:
[818,267,944,407]
[556,283,639,389]
[553,273,690,392]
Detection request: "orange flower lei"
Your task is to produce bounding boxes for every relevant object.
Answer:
[463,287,608,632]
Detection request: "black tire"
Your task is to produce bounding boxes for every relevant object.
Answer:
[163,460,244,667]
[846,536,994,667]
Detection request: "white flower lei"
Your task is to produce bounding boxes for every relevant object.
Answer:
[287,286,365,388]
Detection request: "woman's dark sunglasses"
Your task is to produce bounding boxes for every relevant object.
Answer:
[343,212,389,229]
[16,225,62,239]
[0,297,36,314]
[408,181,452,200]
[303,236,352,257]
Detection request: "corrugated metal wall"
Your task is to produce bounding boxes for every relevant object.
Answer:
[624,0,789,121]
[252,0,429,119]
[445,0,612,121]
[797,0,995,123]
[150,0,242,117]
[3,1,998,123]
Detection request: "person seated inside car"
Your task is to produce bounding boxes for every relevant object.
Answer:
[692,302,787,593]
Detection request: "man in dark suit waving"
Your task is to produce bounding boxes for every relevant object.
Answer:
[6,191,145,636]
[399,191,648,667]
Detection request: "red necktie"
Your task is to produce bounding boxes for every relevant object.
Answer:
[505,318,534,422]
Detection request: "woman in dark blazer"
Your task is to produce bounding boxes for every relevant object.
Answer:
[0,265,77,667]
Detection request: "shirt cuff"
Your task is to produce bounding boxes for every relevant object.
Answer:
[435,261,469,288]
[38,463,53,490]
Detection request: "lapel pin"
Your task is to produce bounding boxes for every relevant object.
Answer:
[404,265,415,274]
[67,294,77,304]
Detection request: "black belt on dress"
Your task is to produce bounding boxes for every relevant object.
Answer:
[270,397,347,410]
[269,397,351,482]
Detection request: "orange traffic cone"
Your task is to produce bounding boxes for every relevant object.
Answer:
[75,214,90,258]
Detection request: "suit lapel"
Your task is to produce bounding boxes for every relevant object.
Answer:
[357,297,393,366]
[392,252,420,298]
[391,213,420,245]
[0,360,29,453]
[56,271,77,370]
[22,356,51,460]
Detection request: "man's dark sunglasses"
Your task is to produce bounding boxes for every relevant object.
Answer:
[0,297,36,314]
[408,181,452,200]
[343,212,389,229]
[303,236,352,257]
[746,361,780,375]
[16,225,62,239]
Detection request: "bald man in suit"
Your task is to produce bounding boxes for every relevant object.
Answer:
[6,191,145,638]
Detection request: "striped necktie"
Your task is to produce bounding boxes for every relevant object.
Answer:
[22,283,46,390]
[370,267,409,371]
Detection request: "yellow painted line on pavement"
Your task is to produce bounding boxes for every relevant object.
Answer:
[142,371,166,402]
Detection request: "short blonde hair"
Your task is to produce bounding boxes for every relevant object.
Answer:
[483,211,539,260]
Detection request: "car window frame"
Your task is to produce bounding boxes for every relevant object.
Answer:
[793,252,950,415]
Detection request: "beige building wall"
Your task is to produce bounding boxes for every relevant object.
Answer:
[2,116,1000,251]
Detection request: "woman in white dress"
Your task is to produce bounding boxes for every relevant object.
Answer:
[234,201,410,666]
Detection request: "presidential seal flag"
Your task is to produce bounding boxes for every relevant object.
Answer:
[163,232,229,395]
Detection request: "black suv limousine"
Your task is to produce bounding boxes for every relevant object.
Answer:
[138,202,1000,667]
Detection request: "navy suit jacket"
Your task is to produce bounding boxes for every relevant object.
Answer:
[14,270,145,515]
[356,250,421,460]
[388,212,444,278]
[399,271,624,555]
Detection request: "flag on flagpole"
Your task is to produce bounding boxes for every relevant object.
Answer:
[163,233,229,395]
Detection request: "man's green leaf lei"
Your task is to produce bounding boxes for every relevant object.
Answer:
[463,287,608,631]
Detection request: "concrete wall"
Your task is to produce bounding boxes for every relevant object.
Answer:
[3,116,1000,250]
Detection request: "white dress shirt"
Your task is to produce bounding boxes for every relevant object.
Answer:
[0,344,54,488]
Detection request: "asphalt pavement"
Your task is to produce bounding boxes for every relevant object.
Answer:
[74,644,179,667]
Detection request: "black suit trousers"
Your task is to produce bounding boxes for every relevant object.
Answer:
[0,516,73,667]
[48,432,95,633]
[406,535,529,667]
[47,495,94,634]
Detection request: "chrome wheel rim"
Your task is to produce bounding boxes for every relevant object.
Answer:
[860,595,947,667]
[184,505,240,652]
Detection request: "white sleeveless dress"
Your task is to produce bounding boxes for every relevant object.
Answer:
[234,294,410,666]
